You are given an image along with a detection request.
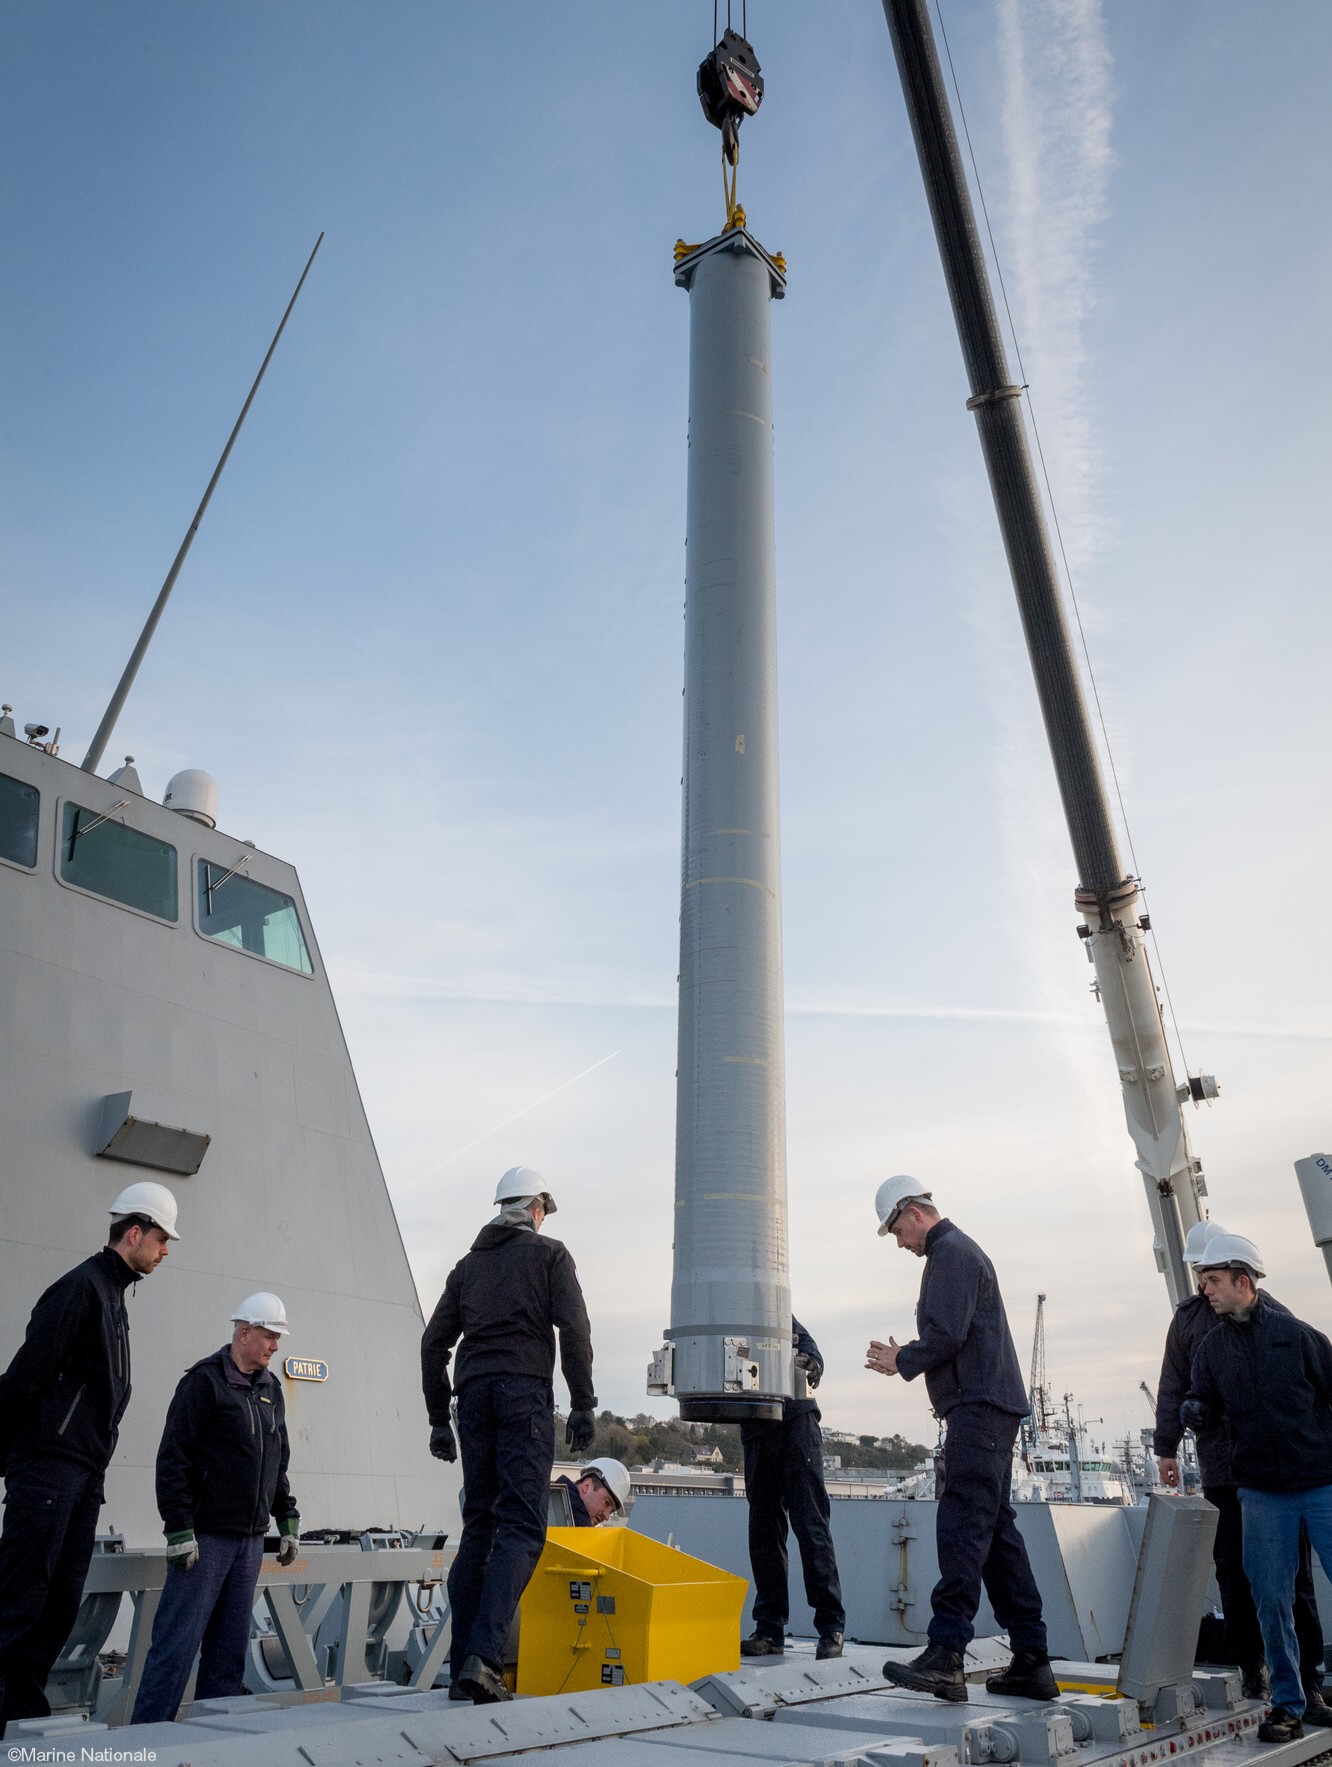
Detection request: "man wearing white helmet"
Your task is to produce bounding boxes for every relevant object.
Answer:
[1185,1236,1332,1745]
[0,1181,177,1736]
[865,1176,1054,1705]
[556,1457,631,1527]
[422,1165,596,1705]
[1154,1221,1326,1713]
[131,1292,300,1723]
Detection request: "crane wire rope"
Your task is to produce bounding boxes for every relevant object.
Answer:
[708,0,752,229]
[932,0,1195,1087]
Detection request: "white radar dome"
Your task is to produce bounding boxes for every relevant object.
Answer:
[163,769,219,828]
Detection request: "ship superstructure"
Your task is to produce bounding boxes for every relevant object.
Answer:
[0,725,455,1544]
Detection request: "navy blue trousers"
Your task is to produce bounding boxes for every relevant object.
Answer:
[448,1374,555,1677]
[0,1458,103,1728]
[930,1403,1047,1654]
[742,1410,845,1640]
[132,1532,264,1723]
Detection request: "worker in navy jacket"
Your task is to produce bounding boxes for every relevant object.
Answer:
[132,1294,300,1725]
[867,1178,1053,1706]
[0,1183,177,1737]
[739,1316,845,1660]
[1154,1220,1325,1709]
[421,1167,596,1706]
[553,1458,630,1527]
[1184,1233,1332,1746]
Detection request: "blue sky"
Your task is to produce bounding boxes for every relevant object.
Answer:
[4,1,1331,1452]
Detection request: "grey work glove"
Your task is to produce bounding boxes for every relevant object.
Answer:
[565,1409,596,1454]
[276,1532,299,1566]
[165,1530,199,1571]
[795,1351,823,1391]
[430,1423,458,1463]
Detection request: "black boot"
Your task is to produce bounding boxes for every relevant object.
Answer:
[986,1649,1059,1701]
[740,1632,785,1657]
[455,1655,512,1704]
[816,1632,844,1661]
[1258,1706,1304,1744]
[1303,1684,1332,1728]
[882,1642,968,1702]
[1240,1661,1269,1701]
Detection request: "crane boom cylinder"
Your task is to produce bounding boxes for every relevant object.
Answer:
[880,2,1120,901]
[879,0,1205,1305]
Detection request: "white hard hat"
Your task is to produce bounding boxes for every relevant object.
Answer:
[495,1165,557,1216]
[1196,1233,1265,1280]
[1182,1219,1227,1266]
[875,1175,933,1237]
[580,1457,632,1514]
[229,1292,290,1336]
[109,1181,180,1240]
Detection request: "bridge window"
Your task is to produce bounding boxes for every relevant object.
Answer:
[0,772,39,868]
[197,861,312,974]
[60,803,177,920]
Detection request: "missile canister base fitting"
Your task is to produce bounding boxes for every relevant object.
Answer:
[679,1397,784,1424]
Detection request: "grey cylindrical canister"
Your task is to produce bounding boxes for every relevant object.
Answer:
[669,229,791,1421]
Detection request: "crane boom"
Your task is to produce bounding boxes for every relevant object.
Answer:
[878,0,1209,1308]
[1028,1294,1050,1433]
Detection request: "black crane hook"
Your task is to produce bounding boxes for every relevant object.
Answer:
[696,28,763,167]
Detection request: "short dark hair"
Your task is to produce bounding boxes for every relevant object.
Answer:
[1200,1262,1258,1284]
[108,1212,154,1246]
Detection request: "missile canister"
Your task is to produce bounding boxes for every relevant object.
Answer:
[662,225,791,1421]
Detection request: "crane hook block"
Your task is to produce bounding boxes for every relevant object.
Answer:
[697,29,763,166]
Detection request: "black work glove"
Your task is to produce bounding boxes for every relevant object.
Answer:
[430,1423,457,1463]
[565,1409,596,1454]
[795,1350,822,1390]
[1179,1399,1210,1434]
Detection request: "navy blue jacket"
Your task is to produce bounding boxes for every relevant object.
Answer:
[156,1348,299,1537]
[422,1220,596,1418]
[895,1220,1028,1418]
[0,1248,137,1475]
[555,1473,592,1526]
[1154,1289,1292,1487]
[740,1317,824,1443]
[1187,1295,1332,1492]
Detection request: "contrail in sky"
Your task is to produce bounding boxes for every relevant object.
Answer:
[997,0,1113,575]
[421,1049,621,1179]
[333,967,1332,1042]
[965,0,1122,1120]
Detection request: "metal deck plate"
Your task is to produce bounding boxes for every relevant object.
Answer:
[183,1700,397,1731]
[395,1679,716,1759]
[487,1714,927,1763]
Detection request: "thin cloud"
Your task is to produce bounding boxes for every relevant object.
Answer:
[997,0,1114,576]
[330,965,1332,1042]
[415,1050,622,1182]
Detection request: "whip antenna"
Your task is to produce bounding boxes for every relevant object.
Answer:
[81,232,324,775]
